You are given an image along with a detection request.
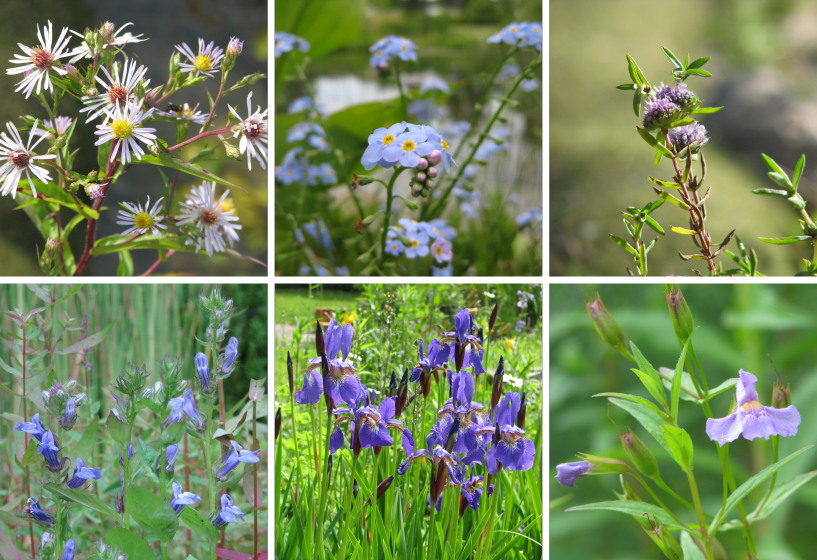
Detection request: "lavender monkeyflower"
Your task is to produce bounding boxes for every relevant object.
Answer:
[218,440,260,478]
[15,413,46,442]
[642,97,679,130]
[25,498,55,526]
[67,457,102,489]
[37,431,64,471]
[668,122,708,153]
[195,352,211,392]
[554,460,590,488]
[170,481,201,514]
[706,369,801,446]
[212,494,245,528]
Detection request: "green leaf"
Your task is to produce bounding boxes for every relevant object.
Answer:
[160,422,185,446]
[608,398,672,458]
[703,378,738,403]
[752,188,789,197]
[626,55,650,87]
[189,144,218,163]
[661,46,682,69]
[670,334,694,424]
[689,106,722,114]
[661,425,694,472]
[687,56,711,69]
[668,118,695,129]
[180,505,220,542]
[137,438,161,486]
[276,0,365,59]
[610,235,637,256]
[117,250,134,277]
[565,501,683,531]
[593,392,667,421]
[21,440,39,466]
[57,321,115,354]
[644,216,664,235]
[767,172,793,191]
[97,142,111,172]
[629,343,668,409]
[648,177,681,189]
[92,235,189,256]
[616,83,636,91]
[73,417,99,462]
[671,226,698,235]
[709,446,814,534]
[103,528,154,560]
[54,285,83,305]
[637,128,658,147]
[132,154,243,191]
[757,236,812,245]
[761,154,790,182]
[792,155,806,192]
[127,484,179,544]
[684,68,712,77]
[633,90,641,117]
[680,532,707,560]
[45,483,122,525]
[626,55,640,85]
[106,410,129,445]
[748,470,817,523]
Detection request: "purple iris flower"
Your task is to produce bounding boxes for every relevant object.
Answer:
[442,309,485,374]
[706,369,801,446]
[195,352,210,391]
[330,401,393,456]
[378,395,414,453]
[397,448,430,475]
[170,481,201,514]
[396,446,462,484]
[212,494,245,528]
[25,498,55,526]
[450,369,475,406]
[410,339,450,382]
[37,431,63,471]
[382,132,434,168]
[218,440,261,478]
[486,392,536,473]
[361,122,406,170]
[222,337,239,370]
[555,460,590,488]
[15,413,46,442]
[460,476,491,512]
[61,538,75,560]
[67,458,102,489]
[463,415,495,466]
[322,319,362,407]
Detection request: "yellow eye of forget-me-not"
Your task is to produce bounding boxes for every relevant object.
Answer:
[402,140,416,151]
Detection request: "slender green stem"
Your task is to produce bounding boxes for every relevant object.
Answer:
[655,476,703,517]
[200,74,226,133]
[337,453,359,559]
[379,166,408,259]
[160,444,168,560]
[253,401,259,560]
[756,436,780,517]
[482,468,504,560]
[288,391,304,494]
[124,418,134,527]
[202,398,217,560]
[315,408,333,560]
[687,471,714,560]
[55,497,63,559]
[427,496,437,560]
[632,473,691,531]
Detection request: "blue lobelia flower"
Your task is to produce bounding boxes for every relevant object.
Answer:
[706,369,801,446]
[195,352,211,391]
[212,494,245,528]
[67,457,102,489]
[486,392,536,473]
[361,122,407,171]
[61,538,75,560]
[554,460,590,488]
[218,440,261,478]
[61,398,78,430]
[382,132,434,168]
[170,481,201,514]
[25,498,55,526]
[156,444,179,472]
[222,337,239,370]
[15,413,47,442]
[37,431,63,471]
[115,473,125,514]
[167,389,203,429]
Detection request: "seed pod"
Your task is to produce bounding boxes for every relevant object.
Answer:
[772,379,791,409]
[621,428,659,479]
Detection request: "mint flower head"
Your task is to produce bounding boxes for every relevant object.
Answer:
[668,122,709,153]
[656,82,699,109]
[642,97,679,130]
[706,369,801,446]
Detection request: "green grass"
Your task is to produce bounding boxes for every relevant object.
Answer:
[275,286,360,325]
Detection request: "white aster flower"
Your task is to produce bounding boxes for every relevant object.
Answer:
[80,58,150,124]
[68,22,147,63]
[175,38,224,78]
[94,98,156,164]
[176,181,241,257]
[116,196,167,237]
[155,103,210,125]
[7,21,72,99]
[32,116,74,141]
[228,91,268,171]
[0,120,56,199]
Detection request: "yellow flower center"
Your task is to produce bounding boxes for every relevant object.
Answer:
[194,55,212,72]
[532,26,540,32]
[741,401,765,415]
[111,119,133,139]
[391,244,398,250]
[510,26,517,33]
[376,50,383,56]
[401,45,408,52]
[383,134,395,145]
[435,246,442,255]
[441,140,449,152]
[412,239,419,248]
[402,140,416,152]
[133,212,153,230]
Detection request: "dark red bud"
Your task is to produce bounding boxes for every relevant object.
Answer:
[376,475,394,500]
[352,421,362,457]
[517,391,527,429]
[286,351,294,395]
[455,343,465,372]
[327,454,333,489]
[274,407,281,441]
[459,493,468,517]
[488,303,499,332]
[388,370,397,396]
[491,356,505,411]
[477,327,484,345]
[315,320,325,355]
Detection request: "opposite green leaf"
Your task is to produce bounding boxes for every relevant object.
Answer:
[126,485,179,544]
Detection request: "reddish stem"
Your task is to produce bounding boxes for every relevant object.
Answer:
[140,250,176,277]
[165,127,230,153]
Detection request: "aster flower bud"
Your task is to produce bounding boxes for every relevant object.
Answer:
[586,292,631,358]
[238,72,266,86]
[85,183,104,200]
[83,85,98,98]
[222,37,244,73]
[665,285,694,344]
[772,379,791,409]
[100,21,116,42]
[621,428,659,479]
[64,63,82,82]
[45,238,58,258]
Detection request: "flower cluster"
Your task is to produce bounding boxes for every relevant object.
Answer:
[642,97,679,130]
[668,122,708,153]
[384,218,456,271]
[369,36,418,68]
[487,22,543,51]
[361,122,456,175]
[274,32,310,58]
[516,208,543,230]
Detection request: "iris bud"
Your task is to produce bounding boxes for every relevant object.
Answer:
[287,351,294,394]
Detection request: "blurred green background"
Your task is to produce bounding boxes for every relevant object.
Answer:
[0,0,268,276]
[275,0,543,276]
[551,0,817,276]
[550,283,817,559]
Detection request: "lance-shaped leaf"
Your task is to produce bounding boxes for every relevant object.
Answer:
[45,483,122,526]
[566,501,685,532]
[661,46,682,69]
[610,235,637,256]
[690,106,722,114]
[753,188,788,197]
[132,154,245,192]
[57,321,115,354]
[792,154,806,192]
[648,177,682,190]
[757,236,812,245]
[661,425,694,472]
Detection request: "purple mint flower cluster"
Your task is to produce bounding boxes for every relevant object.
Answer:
[487,22,542,52]
[274,32,310,58]
[656,82,698,108]
[668,122,708,152]
[369,36,418,68]
[642,97,679,129]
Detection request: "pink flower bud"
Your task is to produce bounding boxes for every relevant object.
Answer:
[417,158,428,170]
[416,173,426,182]
[428,150,442,165]
[428,167,438,178]
[426,180,434,189]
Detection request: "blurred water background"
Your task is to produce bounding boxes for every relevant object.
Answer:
[551,284,817,559]
[551,0,817,276]
[0,0,267,276]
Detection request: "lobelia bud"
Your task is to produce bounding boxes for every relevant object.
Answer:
[195,352,211,392]
[665,285,695,344]
[586,292,631,359]
[286,351,294,395]
[621,427,659,479]
[772,379,791,409]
